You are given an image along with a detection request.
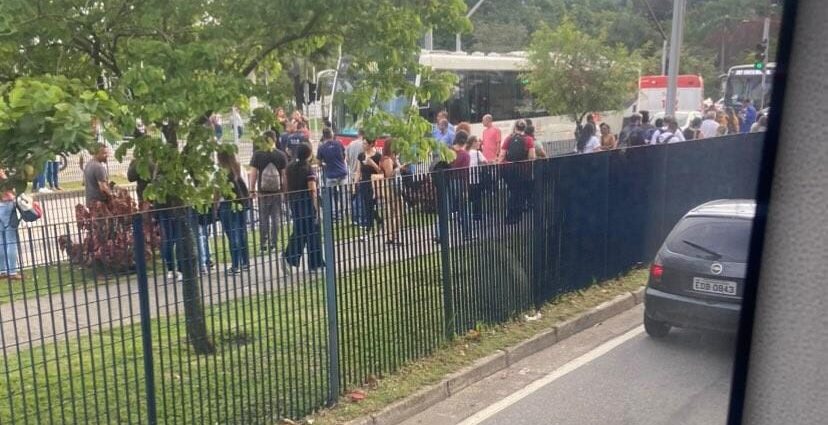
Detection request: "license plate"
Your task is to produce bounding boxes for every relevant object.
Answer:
[692,277,738,297]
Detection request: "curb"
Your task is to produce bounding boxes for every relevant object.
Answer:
[346,286,645,425]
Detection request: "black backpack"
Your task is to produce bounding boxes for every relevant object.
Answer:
[505,134,529,162]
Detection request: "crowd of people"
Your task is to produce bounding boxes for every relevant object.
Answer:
[4,99,768,282]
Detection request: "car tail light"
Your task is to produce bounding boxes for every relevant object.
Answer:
[649,263,664,285]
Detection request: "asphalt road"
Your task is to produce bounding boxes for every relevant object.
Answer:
[402,305,737,425]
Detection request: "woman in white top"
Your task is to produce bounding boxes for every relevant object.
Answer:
[466,136,488,220]
[576,123,601,154]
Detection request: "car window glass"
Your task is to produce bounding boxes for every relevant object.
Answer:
[667,217,754,262]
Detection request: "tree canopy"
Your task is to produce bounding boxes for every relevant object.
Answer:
[0,0,470,196]
[525,19,642,126]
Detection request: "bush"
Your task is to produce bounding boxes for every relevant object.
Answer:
[58,189,160,274]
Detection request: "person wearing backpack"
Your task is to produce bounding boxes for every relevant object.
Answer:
[249,130,287,253]
[498,120,536,224]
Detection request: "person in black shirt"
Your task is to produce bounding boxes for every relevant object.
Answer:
[355,138,383,240]
[283,143,324,272]
[249,131,288,252]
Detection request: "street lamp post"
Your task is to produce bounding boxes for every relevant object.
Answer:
[666,0,687,117]
[455,0,486,52]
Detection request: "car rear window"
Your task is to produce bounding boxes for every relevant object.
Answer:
[666,217,753,262]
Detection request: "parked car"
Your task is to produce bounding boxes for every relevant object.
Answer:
[644,199,755,338]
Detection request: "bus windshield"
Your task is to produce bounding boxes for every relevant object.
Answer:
[724,67,773,108]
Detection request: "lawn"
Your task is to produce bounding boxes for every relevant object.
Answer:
[2,207,434,305]
[0,252,446,424]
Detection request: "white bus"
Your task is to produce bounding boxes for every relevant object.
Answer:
[723,63,775,110]
[322,50,624,146]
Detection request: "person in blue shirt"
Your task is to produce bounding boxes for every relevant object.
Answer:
[431,118,455,146]
[317,127,349,220]
[740,98,757,134]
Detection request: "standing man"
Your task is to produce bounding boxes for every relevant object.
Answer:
[346,129,368,228]
[249,130,288,253]
[84,143,111,206]
[432,119,455,147]
[282,121,310,160]
[481,114,502,162]
[619,113,646,147]
[656,116,686,144]
[498,121,536,224]
[317,128,349,221]
[699,111,721,139]
[740,98,757,134]
[346,129,366,178]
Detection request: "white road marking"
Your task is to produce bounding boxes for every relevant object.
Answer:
[457,325,645,425]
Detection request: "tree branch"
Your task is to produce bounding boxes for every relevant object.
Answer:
[239,11,327,77]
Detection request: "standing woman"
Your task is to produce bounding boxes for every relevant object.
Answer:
[576,123,601,154]
[725,107,740,135]
[0,169,21,281]
[379,139,403,246]
[599,123,617,150]
[283,143,324,272]
[354,138,383,240]
[217,152,250,275]
[466,136,488,220]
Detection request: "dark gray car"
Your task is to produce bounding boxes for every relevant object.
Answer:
[644,199,755,338]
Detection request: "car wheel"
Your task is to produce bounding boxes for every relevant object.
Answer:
[644,314,671,338]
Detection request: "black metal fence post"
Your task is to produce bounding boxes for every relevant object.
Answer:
[434,171,455,339]
[530,161,546,311]
[132,213,158,425]
[321,187,341,405]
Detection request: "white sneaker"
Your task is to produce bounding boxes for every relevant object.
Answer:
[166,271,182,281]
[38,188,52,194]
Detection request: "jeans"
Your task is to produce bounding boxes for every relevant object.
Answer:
[325,177,348,220]
[157,210,182,273]
[32,173,46,191]
[436,179,470,239]
[46,161,60,188]
[190,210,212,268]
[284,197,324,270]
[358,181,377,231]
[503,165,531,223]
[258,193,282,250]
[0,201,19,276]
[219,202,249,270]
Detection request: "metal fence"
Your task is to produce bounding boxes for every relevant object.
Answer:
[0,133,765,424]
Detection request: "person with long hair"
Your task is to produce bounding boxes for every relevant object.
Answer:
[725,107,741,135]
[355,138,383,240]
[379,139,403,246]
[217,151,250,275]
[466,135,488,220]
[599,123,618,150]
[283,143,324,272]
[576,123,600,153]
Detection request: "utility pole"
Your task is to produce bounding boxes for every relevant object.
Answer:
[455,0,486,52]
[759,15,771,109]
[666,0,686,117]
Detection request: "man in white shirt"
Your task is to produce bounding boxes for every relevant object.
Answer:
[699,111,720,139]
[656,116,686,144]
[345,129,366,182]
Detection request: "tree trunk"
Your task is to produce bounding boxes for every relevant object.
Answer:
[174,207,215,355]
